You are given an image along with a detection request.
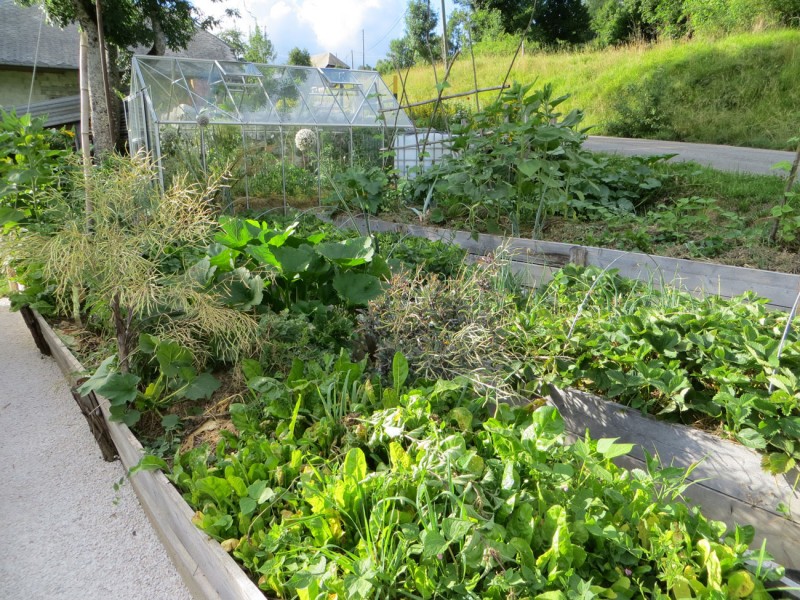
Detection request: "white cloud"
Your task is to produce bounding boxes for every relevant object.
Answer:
[296,0,383,50]
[193,0,452,65]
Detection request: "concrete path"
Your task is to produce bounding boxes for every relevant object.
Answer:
[0,300,192,600]
[584,135,796,176]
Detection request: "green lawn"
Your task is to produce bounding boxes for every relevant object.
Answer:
[398,30,800,150]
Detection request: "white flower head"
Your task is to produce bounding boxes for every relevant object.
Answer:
[295,128,316,153]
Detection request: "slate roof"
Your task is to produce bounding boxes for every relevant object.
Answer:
[132,30,235,62]
[0,0,80,69]
[311,52,350,69]
[0,0,234,70]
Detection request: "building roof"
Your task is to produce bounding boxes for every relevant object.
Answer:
[310,52,349,69]
[10,94,81,128]
[133,30,235,62]
[0,0,80,69]
[0,0,234,70]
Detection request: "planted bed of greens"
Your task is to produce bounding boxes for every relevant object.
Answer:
[2,115,799,598]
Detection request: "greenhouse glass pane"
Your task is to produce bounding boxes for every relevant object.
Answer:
[371,76,414,128]
[131,56,414,128]
[137,58,183,123]
[263,66,317,125]
[184,61,226,120]
[217,61,263,78]
[298,68,347,125]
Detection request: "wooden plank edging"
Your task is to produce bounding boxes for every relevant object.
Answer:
[339,217,800,312]
[547,385,800,572]
[33,312,265,600]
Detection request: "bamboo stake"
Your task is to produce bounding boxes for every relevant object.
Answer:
[466,24,481,113]
[380,85,509,112]
[79,30,92,213]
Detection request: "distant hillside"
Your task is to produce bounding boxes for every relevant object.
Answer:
[397,30,800,150]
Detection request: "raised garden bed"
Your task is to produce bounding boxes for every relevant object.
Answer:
[31,309,800,596]
[337,216,800,312]
[33,311,264,600]
[547,386,800,572]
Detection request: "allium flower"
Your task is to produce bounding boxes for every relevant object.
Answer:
[295,128,316,153]
[196,113,210,128]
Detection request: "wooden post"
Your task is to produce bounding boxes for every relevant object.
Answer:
[569,246,588,266]
[19,306,51,357]
[769,139,800,243]
[72,378,118,462]
[440,0,448,67]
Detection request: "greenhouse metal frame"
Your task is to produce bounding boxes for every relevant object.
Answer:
[125,55,415,209]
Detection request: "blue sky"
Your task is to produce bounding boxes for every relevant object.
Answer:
[192,0,456,67]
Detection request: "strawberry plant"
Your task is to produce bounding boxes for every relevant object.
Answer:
[518,265,800,473]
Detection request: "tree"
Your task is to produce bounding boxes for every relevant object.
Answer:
[764,0,800,22]
[532,0,592,45]
[468,0,531,34]
[218,28,248,60]
[287,47,311,66]
[449,7,505,45]
[589,0,639,46]
[406,0,442,63]
[243,23,276,63]
[389,37,417,68]
[19,0,228,156]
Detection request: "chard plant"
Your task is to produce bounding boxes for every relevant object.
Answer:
[148,359,787,599]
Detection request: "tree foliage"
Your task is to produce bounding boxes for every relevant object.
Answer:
[288,47,312,66]
[532,0,592,45]
[243,23,276,63]
[218,28,248,60]
[450,0,800,50]
[406,0,442,63]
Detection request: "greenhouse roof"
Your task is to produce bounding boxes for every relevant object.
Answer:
[130,55,414,129]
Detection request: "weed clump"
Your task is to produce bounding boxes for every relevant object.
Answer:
[358,255,524,395]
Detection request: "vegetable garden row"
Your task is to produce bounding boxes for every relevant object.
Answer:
[5,158,800,596]
[3,85,800,598]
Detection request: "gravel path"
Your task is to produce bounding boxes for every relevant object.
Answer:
[0,299,192,600]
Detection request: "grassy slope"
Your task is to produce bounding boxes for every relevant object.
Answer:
[398,30,800,150]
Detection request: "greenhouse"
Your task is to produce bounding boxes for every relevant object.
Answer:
[125,55,415,209]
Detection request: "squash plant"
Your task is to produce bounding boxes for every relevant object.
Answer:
[203,216,389,312]
[78,335,221,427]
[410,83,665,236]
